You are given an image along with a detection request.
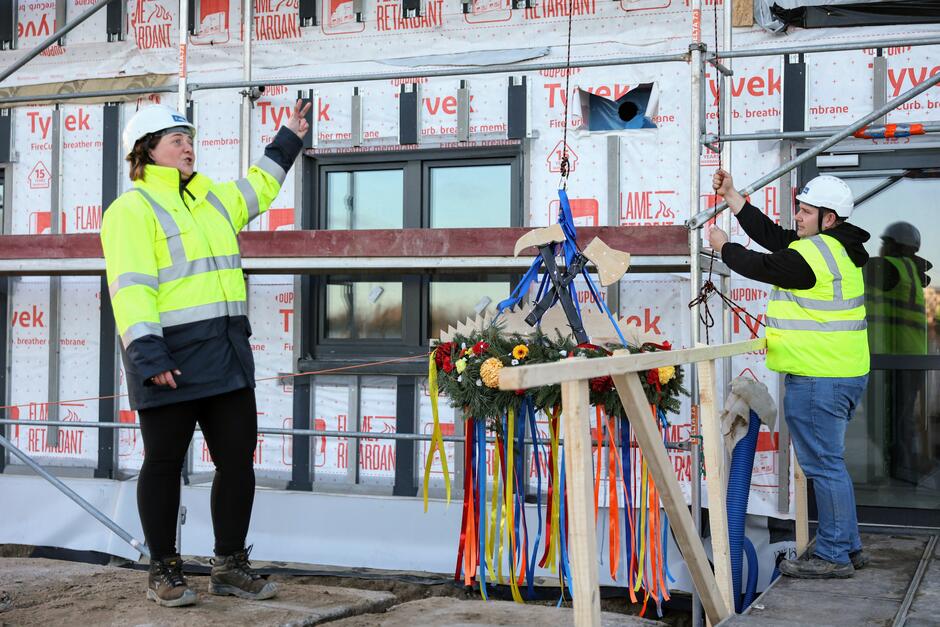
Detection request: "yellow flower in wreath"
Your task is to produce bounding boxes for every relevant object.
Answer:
[455,358,467,374]
[512,344,529,360]
[480,357,504,388]
[658,365,676,386]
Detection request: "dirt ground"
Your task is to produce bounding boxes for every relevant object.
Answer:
[0,546,685,626]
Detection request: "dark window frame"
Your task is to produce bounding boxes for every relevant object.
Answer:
[303,145,524,360]
[800,146,940,527]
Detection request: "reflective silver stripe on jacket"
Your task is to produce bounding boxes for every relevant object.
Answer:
[866,314,925,331]
[808,236,844,300]
[109,272,159,300]
[161,300,248,327]
[766,317,867,332]
[158,254,243,284]
[865,294,923,313]
[121,321,163,347]
[255,155,287,185]
[206,191,237,235]
[133,188,187,265]
[770,290,865,311]
[235,178,261,221]
[900,257,918,308]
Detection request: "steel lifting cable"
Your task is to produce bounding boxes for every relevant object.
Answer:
[558,0,575,188]
[687,4,764,345]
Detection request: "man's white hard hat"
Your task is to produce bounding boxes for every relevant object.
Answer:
[795,175,854,218]
[881,221,921,251]
[122,105,196,157]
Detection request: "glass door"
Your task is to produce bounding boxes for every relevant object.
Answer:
[803,149,940,526]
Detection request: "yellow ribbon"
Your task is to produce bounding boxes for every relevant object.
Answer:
[548,406,562,573]
[486,440,501,585]
[505,407,525,603]
[423,350,451,512]
[634,459,648,594]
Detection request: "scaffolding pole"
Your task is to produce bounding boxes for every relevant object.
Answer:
[0,0,115,85]
[687,68,940,230]
[706,123,940,143]
[688,3,705,624]
[0,433,149,558]
[2,33,938,106]
[239,0,253,176]
[178,0,189,113]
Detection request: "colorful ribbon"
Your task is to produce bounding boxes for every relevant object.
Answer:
[423,350,451,512]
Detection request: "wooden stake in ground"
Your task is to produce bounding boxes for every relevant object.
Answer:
[697,357,734,616]
[560,377,601,627]
[611,372,732,626]
[794,457,810,555]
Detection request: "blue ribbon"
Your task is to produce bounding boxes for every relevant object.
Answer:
[557,190,630,347]
[513,407,529,595]
[496,256,544,317]
[557,449,576,605]
[477,418,488,599]
[524,399,544,599]
[620,416,633,579]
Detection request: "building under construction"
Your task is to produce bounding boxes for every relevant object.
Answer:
[0,0,938,624]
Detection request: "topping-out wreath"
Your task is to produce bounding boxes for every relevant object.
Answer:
[432,325,687,429]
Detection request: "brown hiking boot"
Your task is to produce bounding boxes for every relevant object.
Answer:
[147,555,197,607]
[209,546,278,600]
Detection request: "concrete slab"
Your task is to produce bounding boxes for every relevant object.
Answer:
[720,533,936,627]
[776,533,927,601]
[329,596,664,626]
[907,536,940,626]
[0,557,396,626]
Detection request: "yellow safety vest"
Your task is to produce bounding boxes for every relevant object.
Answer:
[765,234,870,377]
[101,156,286,350]
[866,256,927,355]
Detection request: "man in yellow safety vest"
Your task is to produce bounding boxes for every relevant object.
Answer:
[709,171,871,579]
[865,222,931,484]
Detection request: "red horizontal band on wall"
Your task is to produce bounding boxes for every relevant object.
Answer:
[0,226,689,260]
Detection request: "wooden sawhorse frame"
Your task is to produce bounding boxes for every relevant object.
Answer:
[499,338,809,626]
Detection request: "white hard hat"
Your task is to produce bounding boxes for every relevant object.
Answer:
[795,175,854,218]
[122,105,196,157]
[881,221,921,251]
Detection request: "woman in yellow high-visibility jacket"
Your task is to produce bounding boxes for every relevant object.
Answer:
[101,100,310,607]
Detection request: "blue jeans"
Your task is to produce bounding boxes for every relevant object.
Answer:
[784,374,868,565]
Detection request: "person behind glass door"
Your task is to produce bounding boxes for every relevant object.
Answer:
[708,170,871,579]
[865,222,931,484]
[100,100,310,607]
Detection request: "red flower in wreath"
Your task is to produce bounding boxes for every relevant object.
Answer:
[646,369,660,386]
[590,376,614,393]
[471,341,490,356]
[441,354,455,373]
[434,342,454,368]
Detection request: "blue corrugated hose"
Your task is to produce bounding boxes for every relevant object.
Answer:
[726,410,761,612]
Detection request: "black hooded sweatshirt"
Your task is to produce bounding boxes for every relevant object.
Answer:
[720,202,871,289]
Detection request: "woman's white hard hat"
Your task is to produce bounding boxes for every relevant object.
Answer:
[122,105,196,157]
[795,175,854,218]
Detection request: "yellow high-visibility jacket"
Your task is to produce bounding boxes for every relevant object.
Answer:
[101,127,301,409]
[766,234,870,377]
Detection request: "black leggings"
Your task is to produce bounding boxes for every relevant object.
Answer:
[137,387,258,560]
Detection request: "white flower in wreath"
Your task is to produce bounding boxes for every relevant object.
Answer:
[511,359,519,366]
[457,375,463,383]
[476,379,483,387]
[559,350,568,357]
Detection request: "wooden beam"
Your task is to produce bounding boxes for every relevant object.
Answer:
[697,358,734,616]
[499,339,767,390]
[794,457,810,556]
[560,378,601,627]
[732,0,753,27]
[0,226,690,261]
[611,372,731,626]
